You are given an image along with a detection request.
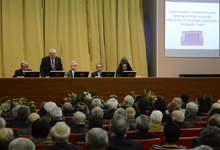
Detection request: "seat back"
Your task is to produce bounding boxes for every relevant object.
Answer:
[135,138,161,150]
[186,122,206,128]
[12,128,23,134]
[176,136,195,148]
[148,130,163,144]
[36,144,53,150]
[180,128,201,137]
[76,142,87,150]
[69,133,84,144]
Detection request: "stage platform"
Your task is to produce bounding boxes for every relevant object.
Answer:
[0,77,220,107]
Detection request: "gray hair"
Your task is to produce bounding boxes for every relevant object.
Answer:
[21,61,28,68]
[186,102,199,115]
[63,102,73,112]
[49,48,56,53]
[44,101,57,113]
[211,103,220,109]
[113,108,126,118]
[50,107,63,119]
[171,110,185,123]
[126,107,136,119]
[150,110,163,124]
[110,115,128,136]
[136,115,151,132]
[17,105,30,120]
[72,111,86,124]
[0,117,5,129]
[70,61,78,66]
[92,98,101,107]
[86,128,108,150]
[27,113,40,126]
[51,122,70,143]
[107,98,118,109]
[173,97,182,107]
[217,99,220,104]
[0,128,13,147]
[192,145,213,150]
[12,105,21,117]
[9,138,35,150]
[124,95,134,106]
[76,104,89,116]
[91,107,104,118]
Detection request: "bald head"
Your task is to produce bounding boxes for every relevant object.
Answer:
[27,113,40,126]
[51,122,70,143]
[0,128,13,147]
[72,111,86,124]
[49,48,56,60]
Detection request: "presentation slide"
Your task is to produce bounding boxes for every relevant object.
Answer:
[165,0,219,57]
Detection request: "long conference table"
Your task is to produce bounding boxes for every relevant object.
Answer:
[1,77,220,107]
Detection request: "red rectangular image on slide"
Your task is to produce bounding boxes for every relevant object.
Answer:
[181,31,203,46]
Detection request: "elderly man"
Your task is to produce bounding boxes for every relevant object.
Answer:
[41,101,57,123]
[66,61,78,77]
[184,102,203,122]
[92,98,102,108]
[0,128,13,150]
[126,107,136,130]
[149,110,164,130]
[91,63,103,77]
[63,102,73,116]
[120,95,134,109]
[104,98,118,119]
[40,48,63,77]
[9,138,35,150]
[13,61,32,77]
[71,111,88,133]
[86,128,108,150]
[127,115,158,140]
[40,122,82,150]
[108,115,142,150]
[171,110,195,128]
[0,117,5,129]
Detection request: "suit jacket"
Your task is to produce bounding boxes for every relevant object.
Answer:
[176,122,195,129]
[70,124,88,133]
[108,135,142,150]
[13,69,32,77]
[103,109,116,119]
[39,142,82,150]
[66,70,73,77]
[40,56,63,77]
[126,131,158,140]
[184,115,203,122]
[8,118,29,128]
[91,71,101,77]
[15,127,32,138]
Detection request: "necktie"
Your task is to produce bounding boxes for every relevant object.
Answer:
[51,59,55,70]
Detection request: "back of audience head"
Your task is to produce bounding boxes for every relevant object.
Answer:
[86,128,108,150]
[203,94,212,105]
[51,122,70,143]
[191,145,213,150]
[72,111,86,124]
[124,95,134,106]
[110,114,128,137]
[92,98,101,108]
[208,113,220,128]
[136,115,151,132]
[199,126,220,150]
[44,101,57,114]
[107,98,118,110]
[49,107,63,120]
[17,105,30,120]
[113,108,126,118]
[126,107,136,119]
[180,93,188,103]
[217,99,220,104]
[135,96,147,112]
[12,105,21,118]
[167,102,180,114]
[91,107,104,119]
[27,113,40,127]
[88,115,103,129]
[9,138,35,150]
[196,97,206,107]
[0,117,5,129]
[150,110,163,124]
[171,110,184,123]
[172,97,182,108]
[77,104,89,116]
[185,102,198,116]
[210,103,220,110]
[109,95,118,101]
[155,96,166,113]
[39,102,46,114]
[32,119,50,138]
[0,128,13,148]
[11,101,20,110]
[163,123,181,144]
[63,102,73,113]
[208,108,220,119]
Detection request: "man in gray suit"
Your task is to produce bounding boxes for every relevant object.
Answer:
[66,61,78,77]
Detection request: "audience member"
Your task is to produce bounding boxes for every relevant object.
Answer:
[63,102,73,117]
[1,101,19,118]
[15,113,40,138]
[196,97,209,115]
[135,96,148,117]
[29,119,53,144]
[0,117,5,129]
[13,61,32,77]
[127,114,158,139]
[9,138,35,150]
[120,95,134,109]
[149,110,164,130]
[76,104,90,119]
[171,110,195,128]
[71,111,88,133]
[0,128,13,150]
[126,107,136,130]
[91,63,103,77]
[103,98,118,119]
[108,115,142,150]
[184,102,203,122]
[116,56,133,77]
[49,107,67,127]
[92,98,102,108]
[66,61,78,77]
[164,101,180,123]
[173,97,185,113]
[40,48,63,77]
[86,128,108,150]
[41,101,57,123]
[203,94,212,112]
[39,122,82,150]
[155,96,168,123]
[151,123,187,150]
[38,102,47,117]
[180,93,188,109]
[192,145,213,150]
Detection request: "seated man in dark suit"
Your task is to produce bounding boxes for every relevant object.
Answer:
[171,110,195,128]
[65,61,78,77]
[13,61,32,77]
[71,111,88,133]
[63,102,73,117]
[103,98,118,119]
[126,115,158,140]
[184,102,203,122]
[33,122,82,150]
[40,48,63,77]
[91,63,103,77]
[108,114,142,150]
